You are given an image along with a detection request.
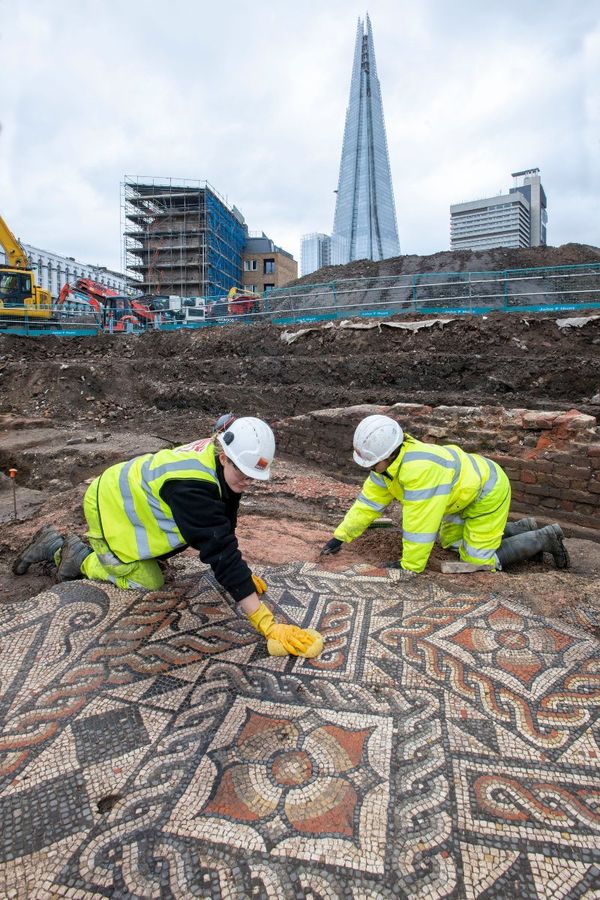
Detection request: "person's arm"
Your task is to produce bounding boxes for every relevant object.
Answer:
[161,479,322,658]
[160,478,255,602]
[333,470,393,543]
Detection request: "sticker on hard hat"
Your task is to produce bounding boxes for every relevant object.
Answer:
[177,438,211,453]
[255,457,269,470]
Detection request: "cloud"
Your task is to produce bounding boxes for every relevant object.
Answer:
[1,0,598,271]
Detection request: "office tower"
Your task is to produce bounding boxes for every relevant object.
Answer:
[450,168,548,251]
[510,169,547,246]
[300,233,331,277]
[332,15,400,263]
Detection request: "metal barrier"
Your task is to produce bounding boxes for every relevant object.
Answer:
[264,263,600,325]
[1,262,599,336]
[0,312,103,337]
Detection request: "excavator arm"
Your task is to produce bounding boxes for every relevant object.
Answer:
[0,211,52,321]
[0,214,28,268]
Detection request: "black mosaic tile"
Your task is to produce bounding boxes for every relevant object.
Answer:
[72,705,150,765]
[0,773,93,863]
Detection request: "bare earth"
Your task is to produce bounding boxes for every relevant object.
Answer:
[1,280,600,898]
[1,309,599,638]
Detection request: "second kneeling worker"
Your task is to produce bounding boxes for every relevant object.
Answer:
[320,414,569,575]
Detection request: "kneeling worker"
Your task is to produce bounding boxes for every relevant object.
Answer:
[320,414,569,575]
[14,416,323,658]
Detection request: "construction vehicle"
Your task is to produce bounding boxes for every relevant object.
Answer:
[58,279,155,331]
[0,214,52,320]
[58,277,120,313]
[227,286,262,317]
[57,280,104,315]
[135,294,210,324]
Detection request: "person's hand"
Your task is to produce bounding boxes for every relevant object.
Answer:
[252,573,267,594]
[247,602,323,657]
[267,623,316,654]
[320,537,343,556]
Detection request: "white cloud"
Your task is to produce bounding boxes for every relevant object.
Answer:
[1,0,598,271]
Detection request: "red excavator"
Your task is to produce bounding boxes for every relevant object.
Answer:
[226,287,262,318]
[57,279,104,314]
[57,278,156,330]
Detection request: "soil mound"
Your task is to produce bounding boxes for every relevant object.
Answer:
[1,313,599,439]
[290,242,600,286]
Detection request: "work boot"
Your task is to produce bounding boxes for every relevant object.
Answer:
[12,525,64,575]
[503,517,538,537]
[55,534,92,582]
[496,524,570,570]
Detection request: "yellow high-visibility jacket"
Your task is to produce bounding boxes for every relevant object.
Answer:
[333,435,500,572]
[96,441,221,563]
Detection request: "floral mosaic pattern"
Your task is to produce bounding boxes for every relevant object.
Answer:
[0,559,598,898]
[168,699,391,873]
[425,598,597,702]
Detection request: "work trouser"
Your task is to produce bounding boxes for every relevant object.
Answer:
[80,479,165,590]
[438,462,511,570]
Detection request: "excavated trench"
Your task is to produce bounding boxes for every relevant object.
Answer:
[1,312,600,482]
[1,311,600,624]
[1,314,600,431]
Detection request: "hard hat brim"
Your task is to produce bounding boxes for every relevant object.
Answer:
[353,450,372,468]
[236,460,271,481]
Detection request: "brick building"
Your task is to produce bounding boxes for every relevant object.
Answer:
[242,233,297,294]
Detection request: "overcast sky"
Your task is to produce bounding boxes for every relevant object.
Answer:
[1,0,598,272]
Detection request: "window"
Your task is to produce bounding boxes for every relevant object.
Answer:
[0,271,31,306]
[244,259,257,271]
[263,258,275,274]
[263,283,275,292]
[246,284,257,293]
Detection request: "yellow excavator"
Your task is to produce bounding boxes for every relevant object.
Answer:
[0,214,52,319]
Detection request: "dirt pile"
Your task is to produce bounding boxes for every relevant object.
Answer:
[290,242,600,286]
[1,314,600,439]
[1,308,599,634]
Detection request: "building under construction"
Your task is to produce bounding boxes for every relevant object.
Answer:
[122,177,246,298]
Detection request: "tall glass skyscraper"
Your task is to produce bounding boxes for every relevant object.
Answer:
[332,15,400,263]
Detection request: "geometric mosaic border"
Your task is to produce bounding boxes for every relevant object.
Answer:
[0,558,598,898]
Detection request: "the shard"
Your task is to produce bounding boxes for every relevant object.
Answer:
[332,15,400,263]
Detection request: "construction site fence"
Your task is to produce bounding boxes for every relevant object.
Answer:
[1,262,599,337]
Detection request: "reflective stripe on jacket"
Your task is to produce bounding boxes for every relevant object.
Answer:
[96,441,221,562]
[333,435,502,573]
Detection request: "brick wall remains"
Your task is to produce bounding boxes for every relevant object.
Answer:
[275,403,600,540]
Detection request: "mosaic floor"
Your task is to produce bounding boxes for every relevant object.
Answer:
[0,559,599,899]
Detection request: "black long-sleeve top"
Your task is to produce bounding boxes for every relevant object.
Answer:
[159,459,255,602]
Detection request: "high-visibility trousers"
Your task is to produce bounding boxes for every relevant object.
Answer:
[438,464,511,570]
[80,479,165,590]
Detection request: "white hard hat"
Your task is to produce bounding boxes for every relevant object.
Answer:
[352,415,404,467]
[218,416,275,481]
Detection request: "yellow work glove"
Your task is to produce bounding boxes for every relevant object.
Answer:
[252,574,267,595]
[247,602,323,658]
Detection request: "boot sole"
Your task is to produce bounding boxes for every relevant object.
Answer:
[55,536,91,582]
[548,525,570,569]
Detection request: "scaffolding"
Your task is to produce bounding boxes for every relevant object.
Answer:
[121,176,246,298]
